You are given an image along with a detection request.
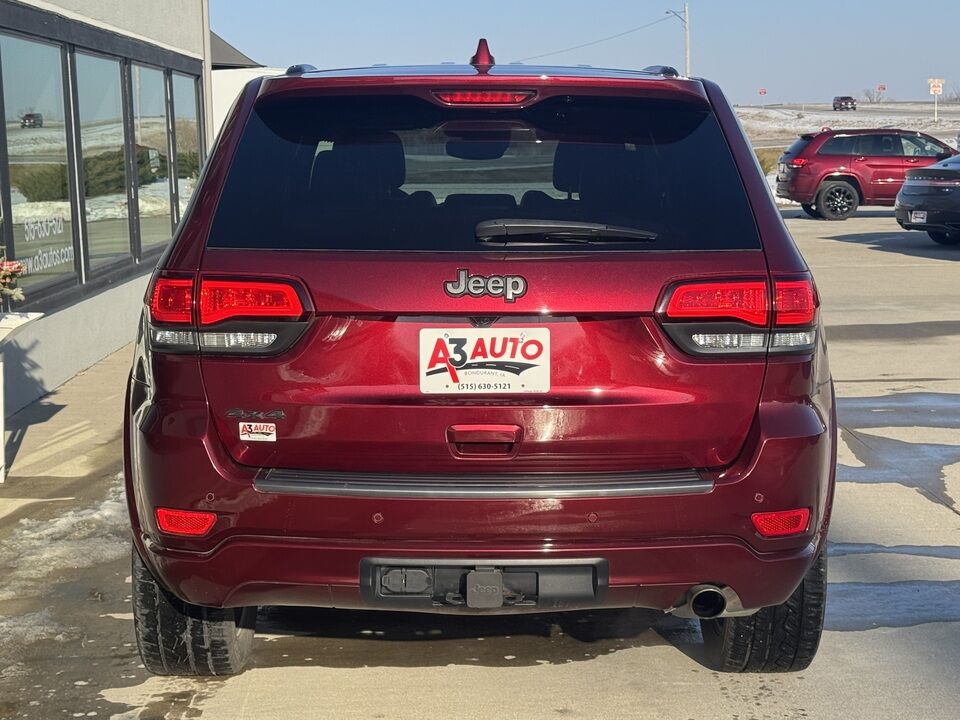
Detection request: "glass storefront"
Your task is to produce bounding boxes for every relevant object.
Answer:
[0,33,76,291]
[0,21,204,308]
[172,73,201,217]
[75,51,130,268]
[132,65,172,248]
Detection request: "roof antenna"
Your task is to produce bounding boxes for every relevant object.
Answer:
[470,38,495,72]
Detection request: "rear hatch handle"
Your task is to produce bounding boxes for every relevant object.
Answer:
[447,424,523,458]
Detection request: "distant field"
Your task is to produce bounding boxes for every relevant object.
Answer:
[754,146,784,174]
[736,104,960,148]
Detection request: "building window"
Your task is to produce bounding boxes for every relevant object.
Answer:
[172,73,201,218]
[0,33,77,290]
[75,51,130,268]
[131,65,172,250]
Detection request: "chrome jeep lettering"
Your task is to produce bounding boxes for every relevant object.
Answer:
[444,268,527,303]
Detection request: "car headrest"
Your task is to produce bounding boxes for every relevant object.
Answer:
[309,150,338,194]
[331,132,406,191]
[553,143,591,193]
[577,144,642,206]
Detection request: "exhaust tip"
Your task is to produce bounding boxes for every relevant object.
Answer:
[689,586,727,619]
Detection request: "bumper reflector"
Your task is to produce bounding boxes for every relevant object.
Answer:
[751,508,811,538]
[155,508,217,536]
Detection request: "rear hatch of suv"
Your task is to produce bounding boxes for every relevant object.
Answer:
[776,134,814,195]
[191,80,770,476]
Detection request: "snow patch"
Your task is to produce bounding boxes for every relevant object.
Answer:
[0,609,77,649]
[766,171,798,206]
[0,475,128,601]
[736,105,959,139]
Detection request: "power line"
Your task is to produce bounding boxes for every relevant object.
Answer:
[515,16,672,63]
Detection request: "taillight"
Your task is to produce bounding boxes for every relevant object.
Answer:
[788,157,809,168]
[149,278,193,324]
[199,279,303,325]
[659,276,818,356]
[751,508,810,538]
[664,281,769,326]
[774,279,816,325]
[146,276,308,355]
[155,507,217,536]
[433,90,535,105]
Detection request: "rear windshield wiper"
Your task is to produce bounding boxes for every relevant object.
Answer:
[475,218,658,245]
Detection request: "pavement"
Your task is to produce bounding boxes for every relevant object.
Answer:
[1,208,959,719]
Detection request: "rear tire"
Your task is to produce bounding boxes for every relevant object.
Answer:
[816,181,858,220]
[132,545,255,676]
[701,551,826,673]
[928,231,960,245]
[800,203,820,218]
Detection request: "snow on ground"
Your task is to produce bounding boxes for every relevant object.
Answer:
[0,610,76,648]
[9,179,187,225]
[765,171,798,206]
[736,104,960,143]
[0,609,78,676]
[5,118,167,157]
[0,474,128,602]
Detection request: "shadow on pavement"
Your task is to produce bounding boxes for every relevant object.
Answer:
[827,579,960,631]
[2,339,61,472]
[251,605,705,669]
[825,229,960,261]
[837,392,960,510]
[778,207,897,221]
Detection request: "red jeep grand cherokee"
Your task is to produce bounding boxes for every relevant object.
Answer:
[125,41,836,676]
[777,127,955,219]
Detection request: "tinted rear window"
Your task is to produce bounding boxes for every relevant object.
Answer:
[207,95,761,252]
[819,135,857,155]
[783,137,812,157]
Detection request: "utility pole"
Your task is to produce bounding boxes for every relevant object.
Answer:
[666,3,691,76]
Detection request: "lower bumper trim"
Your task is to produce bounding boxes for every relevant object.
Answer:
[255,468,712,499]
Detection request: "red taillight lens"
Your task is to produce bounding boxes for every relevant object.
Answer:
[155,508,217,536]
[774,279,817,325]
[149,278,193,324]
[199,280,303,325]
[751,508,811,538]
[664,281,770,326]
[434,90,534,105]
[789,157,809,168]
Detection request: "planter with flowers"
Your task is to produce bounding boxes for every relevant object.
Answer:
[1,255,43,482]
[1,256,26,313]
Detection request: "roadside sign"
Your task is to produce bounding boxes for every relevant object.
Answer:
[928,78,945,123]
[758,88,767,96]
[877,83,886,92]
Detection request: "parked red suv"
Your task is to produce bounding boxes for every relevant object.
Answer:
[125,41,836,676]
[776,128,955,219]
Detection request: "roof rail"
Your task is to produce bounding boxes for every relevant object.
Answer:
[285,64,318,75]
[642,65,680,78]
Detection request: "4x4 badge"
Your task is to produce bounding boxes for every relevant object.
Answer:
[226,408,286,420]
[443,268,527,303]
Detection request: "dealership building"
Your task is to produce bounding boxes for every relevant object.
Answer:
[0,1,260,415]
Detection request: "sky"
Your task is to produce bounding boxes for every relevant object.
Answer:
[210,0,960,105]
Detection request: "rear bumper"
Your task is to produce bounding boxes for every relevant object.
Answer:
[127,387,835,614]
[775,174,815,204]
[895,205,960,233]
[142,533,817,614]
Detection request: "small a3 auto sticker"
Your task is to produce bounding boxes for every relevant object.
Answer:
[239,422,276,442]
